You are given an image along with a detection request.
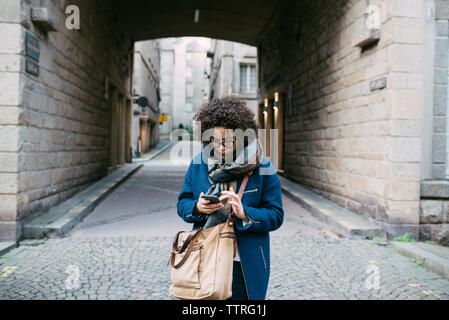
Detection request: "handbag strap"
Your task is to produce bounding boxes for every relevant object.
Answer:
[171,230,202,269]
[237,172,252,199]
[168,173,252,268]
[172,228,201,254]
[167,228,201,267]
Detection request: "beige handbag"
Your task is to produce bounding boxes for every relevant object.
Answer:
[168,174,250,300]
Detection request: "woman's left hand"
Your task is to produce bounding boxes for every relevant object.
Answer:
[219,187,249,222]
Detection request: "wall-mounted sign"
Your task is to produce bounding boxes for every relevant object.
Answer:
[25,59,39,76]
[25,32,40,77]
[159,114,168,122]
[370,77,387,91]
[140,112,149,121]
[25,32,40,61]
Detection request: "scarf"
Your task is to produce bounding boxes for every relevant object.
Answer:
[202,138,263,229]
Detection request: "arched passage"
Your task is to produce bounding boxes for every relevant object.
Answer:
[0,0,442,244]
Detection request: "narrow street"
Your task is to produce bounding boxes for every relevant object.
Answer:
[0,143,449,300]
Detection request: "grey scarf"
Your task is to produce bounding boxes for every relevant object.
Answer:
[202,138,263,229]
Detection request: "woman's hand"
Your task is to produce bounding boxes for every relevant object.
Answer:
[219,187,249,222]
[195,192,224,215]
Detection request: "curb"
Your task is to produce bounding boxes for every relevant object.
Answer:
[22,163,144,239]
[0,242,16,256]
[390,241,449,281]
[133,141,173,162]
[279,176,385,239]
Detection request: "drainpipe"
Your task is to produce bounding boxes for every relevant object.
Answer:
[232,42,235,94]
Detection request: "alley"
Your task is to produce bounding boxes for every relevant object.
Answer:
[0,143,449,300]
[68,141,343,240]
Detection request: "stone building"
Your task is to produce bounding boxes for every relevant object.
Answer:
[184,39,210,130]
[208,40,259,117]
[0,0,135,241]
[158,39,176,138]
[1,0,449,244]
[159,37,210,134]
[256,0,449,244]
[131,40,161,157]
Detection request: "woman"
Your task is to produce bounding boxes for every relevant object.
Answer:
[176,96,284,300]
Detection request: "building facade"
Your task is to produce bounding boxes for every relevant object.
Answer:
[159,40,175,138]
[208,40,259,117]
[159,37,210,135]
[257,0,449,244]
[0,0,134,241]
[185,39,210,131]
[132,40,161,157]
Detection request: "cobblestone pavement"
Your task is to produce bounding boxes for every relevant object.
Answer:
[1,143,449,299]
[1,236,449,300]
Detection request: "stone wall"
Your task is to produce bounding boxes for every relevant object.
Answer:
[0,0,133,241]
[419,5,449,244]
[258,0,426,239]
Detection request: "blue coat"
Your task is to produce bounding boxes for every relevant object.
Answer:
[176,149,284,300]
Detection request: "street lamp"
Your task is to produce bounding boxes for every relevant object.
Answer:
[263,98,268,115]
[273,92,279,110]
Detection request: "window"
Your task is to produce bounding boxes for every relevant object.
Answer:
[186,83,193,97]
[186,66,193,78]
[240,64,257,93]
[187,52,192,61]
[185,103,193,112]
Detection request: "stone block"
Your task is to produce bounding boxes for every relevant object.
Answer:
[432,164,446,179]
[420,200,444,223]
[0,72,21,105]
[420,223,449,245]
[386,200,420,224]
[421,180,449,198]
[434,117,446,132]
[389,120,421,137]
[0,194,17,221]
[0,107,20,125]
[387,137,421,162]
[0,23,23,54]
[0,152,18,172]
[387,44,422,73]
[436,19,449,36]
[31,7,59,32]
[435,37,449,68]
[391,162,420,181]
[366,177,385,198]
[18,171,51,192]
[392,0,423,18]
[0,173,18,193]
[389,89,422,120]
[384,223,419,241]
[434,84,447,116]
[433,133,446,163]
[0,221,21,241]
[386,181,421,201]
[391,17,424,44]
[436,0,449,19]
[0,53,21,72]
[435,68,448,85]
[0,0,22,23]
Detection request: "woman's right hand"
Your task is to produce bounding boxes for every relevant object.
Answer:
[195,192,224,215]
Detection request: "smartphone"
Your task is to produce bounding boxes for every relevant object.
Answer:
[202,195,221,203]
